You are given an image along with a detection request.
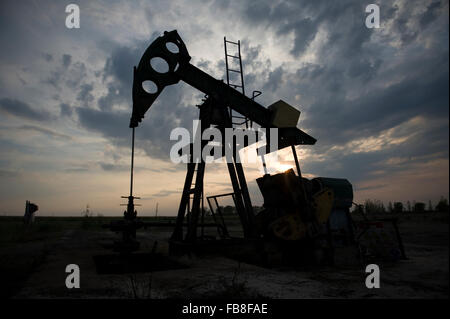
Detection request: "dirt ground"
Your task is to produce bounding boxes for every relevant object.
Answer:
[0,213,448,299]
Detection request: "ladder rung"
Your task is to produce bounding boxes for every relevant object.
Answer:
[225,40,239,45]
[227,54,239,59]
[229,84,242,88]
[228,69,241,73]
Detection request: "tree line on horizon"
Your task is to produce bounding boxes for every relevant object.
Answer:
[356,196,449,215]
[202,197,450,216]
[209,197,450,216]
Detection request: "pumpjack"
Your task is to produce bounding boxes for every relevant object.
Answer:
[107,30,358,265]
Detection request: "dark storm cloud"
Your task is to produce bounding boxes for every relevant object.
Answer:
[77,85,198,161]
[77,107,129,141]
[77,35,198,161]
[206,0,449,187]
[305,58,449,147]
[65,61,88,89]
[420,1,443,28]
[263,66,284,92]
[19,125,72,140]
[281,17,319,57]
[98,49,139,110]
[239,0,369,57]
[0,169,19,178]
[146,189,181,199]
[60,103,73,117]
[43,53,53,62]
[62,54,72,68]
[45,71,61,89]
[98,36,159,110]
[304,116,449,184]
[76,83,95,105]
[0,0,447,215]
[66,0,448,182]
[45,57,89,90]
[0,98,52,122]
[98,162,125,171]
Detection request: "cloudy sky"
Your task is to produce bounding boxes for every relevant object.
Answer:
[0,0,448,216]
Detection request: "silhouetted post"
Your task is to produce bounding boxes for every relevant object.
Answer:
[24,200,38,225]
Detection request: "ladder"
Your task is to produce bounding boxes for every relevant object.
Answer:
[224,37,249,128]
[186,164,207,239]
[176,161,206,241]
[171,98,256,242]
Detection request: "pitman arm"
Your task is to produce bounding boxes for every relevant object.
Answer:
[130,30,316,146]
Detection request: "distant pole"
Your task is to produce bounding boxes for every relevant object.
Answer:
[155,202,159,217]
[130,127,135,197]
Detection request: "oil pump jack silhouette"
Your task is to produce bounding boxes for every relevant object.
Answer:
[105,31,360,266]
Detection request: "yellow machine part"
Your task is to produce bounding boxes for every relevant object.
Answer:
[270,188,334,241]
[271,214,307,241]
[312,187,334,224]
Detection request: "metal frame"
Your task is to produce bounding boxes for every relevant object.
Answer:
[170,97,256,243]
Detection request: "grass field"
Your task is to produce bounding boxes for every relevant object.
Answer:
[0,212,448,298]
